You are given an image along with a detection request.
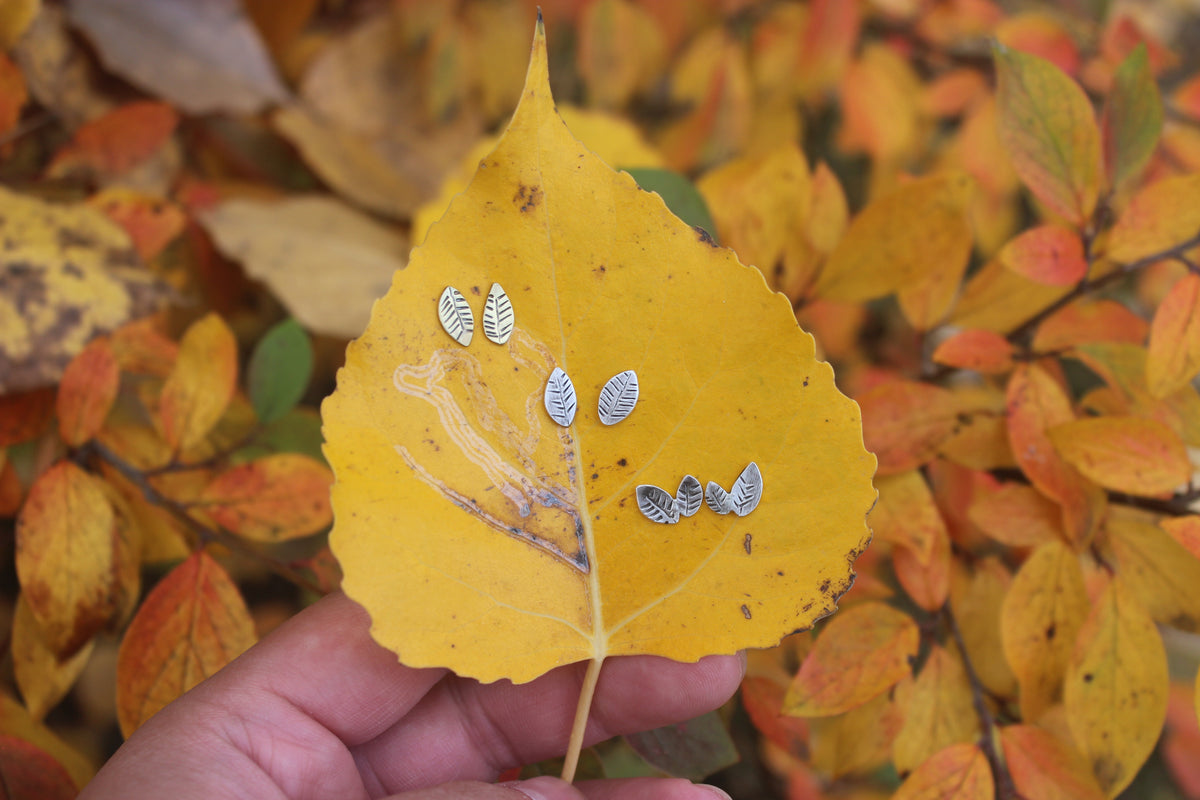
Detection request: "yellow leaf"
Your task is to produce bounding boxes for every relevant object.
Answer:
[968,482,1062,548]
[1049,415,1191,496]
[1000,725,1105,800]
[871,470,945,566]
[808,691,902,778]
[893,743,993,800]
[1065,578,1168,798]
[892,645,979,774]
[1147,273,1200,399]
[1105,174,1200,263]
[1105,517,1200,632]
[949,557,1016,697]
[1161,515,1200,561]
[577,0,664,109]
[158,312,237,453]
[817,171,974,302]
[323,20,876,686]
[951,258,1071,333]
[12,595,93,722]
[1001,540,1089,720]
[0,0,38,48]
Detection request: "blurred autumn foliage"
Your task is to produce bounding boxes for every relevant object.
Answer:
[5,0,1200,797]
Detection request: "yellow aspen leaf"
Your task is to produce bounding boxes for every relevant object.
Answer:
[1106,517,1200,632]
[1102,45,1162,193]
[56,336,118,447]
[1147,273,1200,399]
[1065,578,1168,798]
[968,482,1062,548]
[951,259,1071,333]
[1105,174,1200,263]
[1006,363,1105,547]
[808,691,902,778]
[783,603,918,717]
[1001,540,1089,720]
[323,20,876,691]
[15,462,135,657]
[157,312,237,454]
[893,520,951,612]
[931,330,1015,374]
[116,551,256,737]
[1050,416,1190,496]
[893,743,993,800]
[858,380,961,475]
[993,44,1102,226]
[1000,725,1105,800]
[1160,516,1200,561]
[872,470,943,565]
[949,558,1016,697]
[11,596,93,722]
[196,454,333,543]
[892,645,978,774]
[816,171,973,303]
[997,224,1088,286]
[1032,299,1148,352]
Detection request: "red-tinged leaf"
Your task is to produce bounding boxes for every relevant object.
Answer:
[1106,518,1200,632]
[1032,299,1148,352]
[893,743,993,800]
[1049,416,1190,496]
[997,224,1087,286]
[197,454,332,542]
[859,381,961,475]
[1001,541,1089,720]
[892,646,978,774]
[109,316,178,378]
[1160,516,1200,561]
[742,675,809,757]
[288,546,342,595]
[0,389,55,448]
[783,602,918,717]
[921,68,989,118]
[1102,45,1162,192]
[993,44,1102,226]
[1006,363,1105,546]
[15,462,136,657]
[87,188,187,261]
[0,457,22,517]
[56,337,118,447]
[1105,174,1200,263]
[624,710,739,781]
[795,0,861,99]
[1000,725,1105,800]
[1064,578,1168,798]
[893,521,951,612]
[158,312,237,453]
[872,470,945,565]
[0,52,26,140]
[837,45,922,162]
[995,12,1081,75]
[1147,273,1200,399]
[0,734,77,800]
[46,101,178,179]
[952,259,1071,334]
[116,551,256,737]
[1164,712,1200,800]
[931,330,1015,374]
[968,482,1062,548]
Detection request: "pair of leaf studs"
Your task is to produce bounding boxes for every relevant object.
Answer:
[545,368,638,427]
[636,463,763,524]
[438,284,514,347]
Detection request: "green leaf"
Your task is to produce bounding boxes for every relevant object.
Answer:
[623,167,718,242]
[623,710,740,781]
[234,408,326,464]
[1102,44,1162,192]
[247,319,313,424]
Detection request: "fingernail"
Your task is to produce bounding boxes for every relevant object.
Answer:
[697,785,733,800]
[504,775,572,800]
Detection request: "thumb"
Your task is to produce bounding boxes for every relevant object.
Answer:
[386,776,585,800]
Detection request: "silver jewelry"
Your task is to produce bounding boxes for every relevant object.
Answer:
[544,367,577,427]
[437,286,473,346]
[597,370,638,425]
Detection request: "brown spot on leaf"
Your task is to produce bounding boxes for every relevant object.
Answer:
[513,184,543,213]
[743,534,752,554]
[617,458,627,467]
[695,226,717,246]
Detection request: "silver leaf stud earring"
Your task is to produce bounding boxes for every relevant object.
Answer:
[637,484,680,524]
[482,282,514,344]
[675,475,702,517]
[437,286,474,346]
[597,370,638,425]
[544,367,577,427]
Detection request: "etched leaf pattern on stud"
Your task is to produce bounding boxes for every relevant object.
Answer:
[730,462,763,517]
[597,370,639,425]
[438,286,474,346]
[543,366,578,427]
[637,485,681,524]
[482,282,515,345]
[706,481,732,514]
[675,475,703,517]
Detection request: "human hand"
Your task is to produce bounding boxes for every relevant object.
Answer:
[80,591,743,800]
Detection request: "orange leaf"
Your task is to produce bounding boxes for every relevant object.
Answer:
[87,188,187,262]
[997,224,1087,286]
[859,380,960,475]
[1032,299,1148,352]
[968,482,1062,548]
[893,521,951,612]
[109,316,178,378]
[1147,273,1200,399]
[15,462,136,657]
[0,389,56,448]
[995,12,1081,75]
[0,457,22,517]
[837,44,922,162]
[197,454,333,542]
[1001,540,1089,720]
[1049,415,1190,496]
[1160,516,1200,561]
[871,470,945,565]
[1064,578,1168,797]
[1006,363,1104,546]
[1000,725,1105,800]
[1101,44,1162,192]
[158,312,237,453]
[46,101,178,179]
[893,743,993,800]
[892,645,978,774]
[0,734,77,800]
[116,551,256,737]
[1106,517,1200,632]
[56,337,118,447]
[931,330,1015,374]
[742,675,809,758]
[816,171,974,303]
[782,602,918,717]
[993,44,1102,226]
[1105,173,1200,263]
[0,52,26,140]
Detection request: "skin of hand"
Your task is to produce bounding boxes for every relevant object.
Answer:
[79,591,744,800]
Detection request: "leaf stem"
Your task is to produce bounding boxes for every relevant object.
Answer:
[561,657,604,783]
